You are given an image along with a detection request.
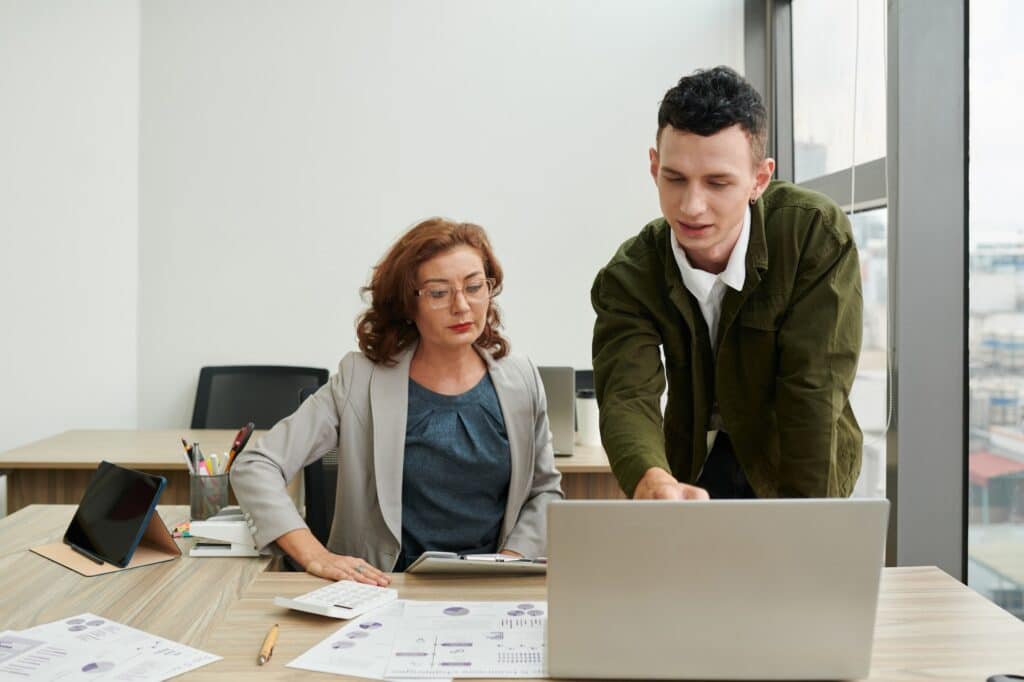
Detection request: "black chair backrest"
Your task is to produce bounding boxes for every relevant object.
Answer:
[191,365,329,429]
[298,385,339,547]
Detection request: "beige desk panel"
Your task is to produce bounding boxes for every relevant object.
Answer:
[1,430,622,513]
[557,443,625,500]
[0,429,257,469]
[0,429,284,515]
[1,431,611,472]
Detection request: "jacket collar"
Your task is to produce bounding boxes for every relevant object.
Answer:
[662,197,770,351]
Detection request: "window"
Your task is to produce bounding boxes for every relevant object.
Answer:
[848,207,887,498]
[781,0,889,498]
[792,0,886,183]
[967,0,1024,616]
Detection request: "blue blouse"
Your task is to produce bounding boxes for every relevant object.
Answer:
[395,373,512,571]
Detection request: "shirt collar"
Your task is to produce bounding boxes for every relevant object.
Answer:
[670,207,750,298]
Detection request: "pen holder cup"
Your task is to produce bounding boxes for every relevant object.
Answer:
[190,473,230,521]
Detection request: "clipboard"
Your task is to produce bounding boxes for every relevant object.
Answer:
[406,551,547,575]
[31,461,181,577]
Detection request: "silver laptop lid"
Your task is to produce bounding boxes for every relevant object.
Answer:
[547,499,889,680]
[538,366,575,456]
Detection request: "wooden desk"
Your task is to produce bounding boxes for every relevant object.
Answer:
[0,505,273,645]
[4,506,1024,679]
[553,443,624,500]
[191,573,547,679]
[191,567,1024,681]
[0,429,267,514]
[0,430,623,515]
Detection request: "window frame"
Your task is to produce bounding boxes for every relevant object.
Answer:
[745,0,967,580]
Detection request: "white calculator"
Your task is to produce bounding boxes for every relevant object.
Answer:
[274,579,398,619]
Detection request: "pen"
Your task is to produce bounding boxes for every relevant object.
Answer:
[227,422,252,457]
[179,438,196,474]
[209,453,220,475]
[227,421,255,471]
[258,623,279,665]
[194,443,205,472]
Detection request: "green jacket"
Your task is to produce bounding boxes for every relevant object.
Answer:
[591,181,863,498]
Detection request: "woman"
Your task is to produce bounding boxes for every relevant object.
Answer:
[230,218,564,585]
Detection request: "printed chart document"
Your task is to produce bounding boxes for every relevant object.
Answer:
[386,600,546,679]
[287,600,546,679]
[0,613,219,681]
[287,600,409,679]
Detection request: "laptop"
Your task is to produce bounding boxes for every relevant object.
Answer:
[546,499,889,680]
[538,366,575,456]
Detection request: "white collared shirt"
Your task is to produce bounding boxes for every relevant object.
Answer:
[670,207,751,348]
[670,208,751,456]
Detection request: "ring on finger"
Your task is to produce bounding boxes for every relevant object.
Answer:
[354,564,364,574]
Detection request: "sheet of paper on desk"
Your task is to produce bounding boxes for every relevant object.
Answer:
[0,613,219,681]
[287,600,416,680]
[288,600,545,679]
[385,600,547,679]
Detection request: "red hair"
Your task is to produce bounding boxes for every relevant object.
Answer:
[356,218,509,365]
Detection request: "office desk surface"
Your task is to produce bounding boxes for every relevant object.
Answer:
[191,572,547,680]
[3,505,1024,680]
[188,566,1024,681]
[0,429,262,469]
[0,505,273,646]
[553,442,614,473]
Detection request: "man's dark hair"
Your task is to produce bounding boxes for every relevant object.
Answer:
[657,66,768,162]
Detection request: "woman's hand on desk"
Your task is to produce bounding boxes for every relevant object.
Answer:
[276,528,390,586]
[305,550,390,586]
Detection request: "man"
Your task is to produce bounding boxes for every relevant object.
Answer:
[592,66,862,500]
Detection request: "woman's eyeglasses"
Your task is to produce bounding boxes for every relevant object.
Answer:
[414,278,496,309]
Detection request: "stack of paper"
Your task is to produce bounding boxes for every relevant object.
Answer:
[0,613,219,681]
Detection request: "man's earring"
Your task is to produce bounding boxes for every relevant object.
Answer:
[749,196,757,205]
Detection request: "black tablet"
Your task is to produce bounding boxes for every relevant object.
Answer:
[63,461,167,568]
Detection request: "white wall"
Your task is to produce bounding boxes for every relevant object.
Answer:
[0,1,139,453]
[138,0,744,427]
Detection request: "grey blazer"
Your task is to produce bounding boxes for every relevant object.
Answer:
[230,344,564,570]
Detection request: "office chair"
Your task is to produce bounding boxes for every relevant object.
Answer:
[190,365,329,430]
[280,386,339,572]
[297,385,339,548]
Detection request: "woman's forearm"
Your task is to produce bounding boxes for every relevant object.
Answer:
[275,527,327,567]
